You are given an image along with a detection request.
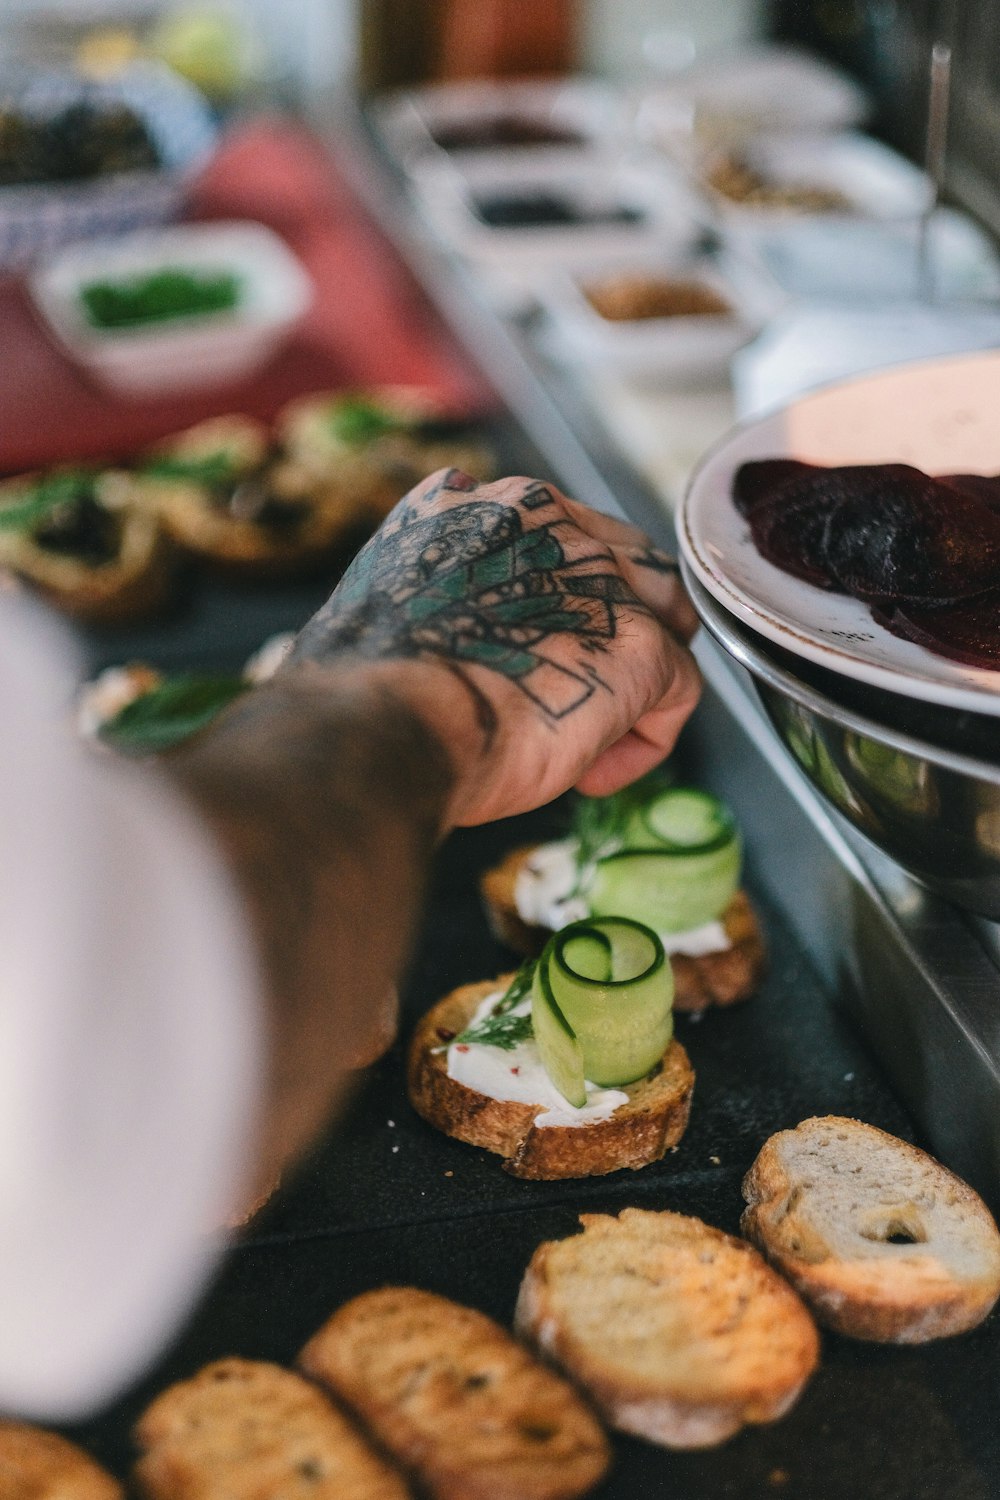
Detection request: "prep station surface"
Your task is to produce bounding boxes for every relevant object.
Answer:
[62,113,1000,1499]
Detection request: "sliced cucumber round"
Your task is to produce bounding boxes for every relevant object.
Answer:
[532,959,587,1109]
[623,786,736,854]
[532,916,674,1103]
[588,836,741,933]
[590,787,741,932]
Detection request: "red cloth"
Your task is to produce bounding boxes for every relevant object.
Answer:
[0,119,490,474]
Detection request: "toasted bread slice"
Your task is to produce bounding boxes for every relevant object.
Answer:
[132,1357,409,1499]
[0,1420,121,1499]
[408,977,693,1180]
[0,471,175,624]
[516,1207,820,1450]
[298,1287,609,1500]
[741,1116,1000,1343]
[128,417,366,577]
[480,844,765,1012]
[278,387,494,522]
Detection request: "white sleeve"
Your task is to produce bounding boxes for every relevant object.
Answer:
[0,602,263,1418]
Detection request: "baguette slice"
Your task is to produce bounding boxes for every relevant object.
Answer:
[132,1357,409,1500]
[408,977,694,1179]
[516,1207,819,1450]
[741,1116,1000,1343]
[298,1287,609,1500]
[480,845,764,1012]
[0,1420,121,1499]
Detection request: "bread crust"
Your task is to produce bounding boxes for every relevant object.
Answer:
[0,1420,122,1499]
[480,844,765,1012]
[408,977,694,1180]
[0,474,175,624]
[741,1116,1000,1343]
[298,1287,609,1500]
[516,1208,819,1450]
[133,1357,409,1499]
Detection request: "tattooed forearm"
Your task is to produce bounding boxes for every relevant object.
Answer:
[292,475,649,741]
[170,667,452,1182]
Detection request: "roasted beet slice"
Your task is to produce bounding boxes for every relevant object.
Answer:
[749,488,838,587]
[881,590,1000,669]
[744,463,906,589]
[732,459,817,517]
[821,464,1000,604]
[941,473,1000,514]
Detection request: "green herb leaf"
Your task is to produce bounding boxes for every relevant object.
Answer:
[0,471,94,533]
[99,675,249,755]
[494,958,537,1014]
[327,397,405,447]
[139,451,238,488]
[453,1010,533,1051]
[571,767,673,868]
[81,269,242,330]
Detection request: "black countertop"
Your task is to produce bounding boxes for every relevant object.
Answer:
[61,793,1000,1500]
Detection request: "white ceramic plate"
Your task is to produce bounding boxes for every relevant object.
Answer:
[679,349,1000,716]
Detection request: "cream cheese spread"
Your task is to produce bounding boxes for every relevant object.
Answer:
[513,839,589,929]
[513,838,732,956]
[446,989,628,1129]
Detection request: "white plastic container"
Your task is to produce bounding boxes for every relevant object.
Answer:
[691,130,933,235]
[538,247,783,382]
[30,220,313,396]
[374,75,627,172]
[636,43,870,145]
[413,152,703,271]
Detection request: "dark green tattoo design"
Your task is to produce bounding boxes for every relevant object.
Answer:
[632,545,679,576]
[293,479,644,737]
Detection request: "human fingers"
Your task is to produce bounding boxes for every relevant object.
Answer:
[608,539,699,644]
[576,633,702,797]
[558,493,652,548]
[557,494,698,642]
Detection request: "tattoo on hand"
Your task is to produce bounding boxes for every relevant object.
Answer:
[632,546,679,576]
[293,476,645,739]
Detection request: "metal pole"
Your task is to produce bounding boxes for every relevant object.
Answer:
[917,40,952,301]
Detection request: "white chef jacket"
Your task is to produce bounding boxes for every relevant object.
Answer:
[0,600,261,1418]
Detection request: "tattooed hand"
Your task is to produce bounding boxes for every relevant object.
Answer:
[290,469,701,827]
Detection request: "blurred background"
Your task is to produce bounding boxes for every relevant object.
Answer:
[4,0,1000,690]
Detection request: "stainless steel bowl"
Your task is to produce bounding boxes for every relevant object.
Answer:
[684,566,1000,919]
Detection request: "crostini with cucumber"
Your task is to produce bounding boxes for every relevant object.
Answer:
[480,777,765,1012]
[408,916,694,1178]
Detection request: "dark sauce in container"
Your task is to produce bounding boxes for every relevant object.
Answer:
[472,191,643,230]
[432,116,585,151]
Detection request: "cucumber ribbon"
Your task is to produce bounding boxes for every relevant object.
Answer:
[585,786,741,933]
[532,916,674,1109]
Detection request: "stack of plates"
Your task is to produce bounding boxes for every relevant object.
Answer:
[677,350,1000,919]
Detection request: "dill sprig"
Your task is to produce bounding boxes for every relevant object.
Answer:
[570,767,673,868]
[437,960,537,1052]
[452,1010,533,1051]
